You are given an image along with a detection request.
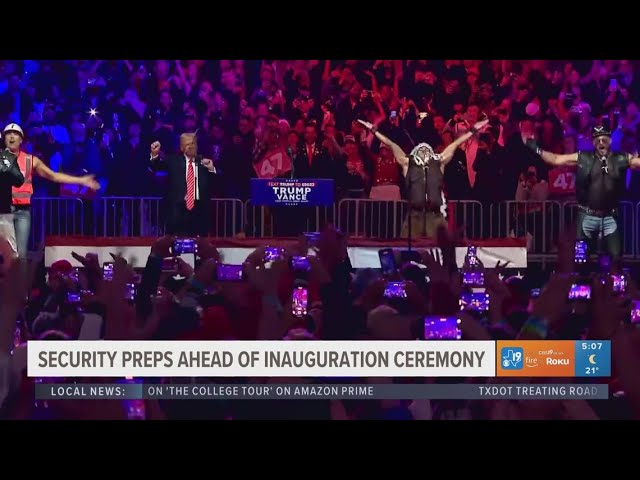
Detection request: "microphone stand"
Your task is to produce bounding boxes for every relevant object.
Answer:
[287,147,298,235]
[407,172,412,252]
[599,155,607,257]
[288,147,296,179]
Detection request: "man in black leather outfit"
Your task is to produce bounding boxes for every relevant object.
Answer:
[523,125,640,265]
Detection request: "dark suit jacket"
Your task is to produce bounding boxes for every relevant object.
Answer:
[149,153,215,204]
[289,141,336,179]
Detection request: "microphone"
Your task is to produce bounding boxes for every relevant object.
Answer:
[190,153,204,167]
[601,156,608,174]
[287,147,296,179]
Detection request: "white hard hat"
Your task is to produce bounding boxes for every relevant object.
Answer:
[3,123,24,137]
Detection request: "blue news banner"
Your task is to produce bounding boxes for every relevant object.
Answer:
[34,383,609,401]
[250,178,334,207]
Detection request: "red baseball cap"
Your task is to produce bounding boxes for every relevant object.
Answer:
[176,306,234,341]
[50,259,74,274]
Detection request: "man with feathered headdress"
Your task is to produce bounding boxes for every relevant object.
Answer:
[358,118,488,238]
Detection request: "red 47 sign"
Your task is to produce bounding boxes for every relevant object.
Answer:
[549,167,576,195]
[254,148,292,179]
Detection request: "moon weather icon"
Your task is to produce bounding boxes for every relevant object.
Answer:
[588,354,597,365]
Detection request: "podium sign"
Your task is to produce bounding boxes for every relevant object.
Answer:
[250,179,334,207]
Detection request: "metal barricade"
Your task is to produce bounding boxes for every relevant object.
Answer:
[335,199,484,239]
[619,201,635,258]
[562,200,636,257]
[209,198,244,237]
[311,204,337,233]
[98,197,164,237]
[97,197,244,238]
[490,201,562,253]
[244,200,267,238]
[337,199,407,238]
[561,201,582,240]
[29,196,640,258]
[637,201,640,257]
[244,200,336,237]
[447,200,484,239]
[30,197,85,249]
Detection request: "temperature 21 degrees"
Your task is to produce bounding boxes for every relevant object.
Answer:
[585,366,600,375]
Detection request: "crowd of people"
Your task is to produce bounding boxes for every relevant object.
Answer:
[1,60,640,420]
[3,59,640,202]
[1,225,638,420]
[4,59,640,254]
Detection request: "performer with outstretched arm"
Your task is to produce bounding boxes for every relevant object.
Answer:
[357,118,488,238]
[523,125,640,264]
[4,123,100,257]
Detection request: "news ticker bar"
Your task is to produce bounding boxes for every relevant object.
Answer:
[35,383,609,400]
[28,340,612,378]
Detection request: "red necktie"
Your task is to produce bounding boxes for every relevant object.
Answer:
[307,144,313,164]
[186,159,195,210]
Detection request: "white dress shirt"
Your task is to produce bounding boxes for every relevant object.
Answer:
[462,137,479,188]
[149,153,215,202]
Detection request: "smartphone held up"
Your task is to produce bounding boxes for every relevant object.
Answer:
[423,316,462,340]
[292,285,308,317]
[216,264,244,282]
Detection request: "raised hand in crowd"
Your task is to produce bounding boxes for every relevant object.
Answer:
[71,251,102,291]
[151,235,174,259]
[150,141,161,158]
[243,247,289,340]
[475,258,512,326]
[196,238,220,262]
[243,246,286,295]
[591,275,640,417]
[316,224,349,274]
[101,254,158,340]
[524,273,574,339]
[1,248,43,353]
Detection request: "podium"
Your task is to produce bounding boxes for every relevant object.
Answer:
[250,178,334,207]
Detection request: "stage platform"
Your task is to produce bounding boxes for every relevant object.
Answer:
[45,236,527,269]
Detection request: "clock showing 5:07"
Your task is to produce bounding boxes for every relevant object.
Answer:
[574,341,611,377]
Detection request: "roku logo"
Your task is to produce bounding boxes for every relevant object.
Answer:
[546,358,570,365]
